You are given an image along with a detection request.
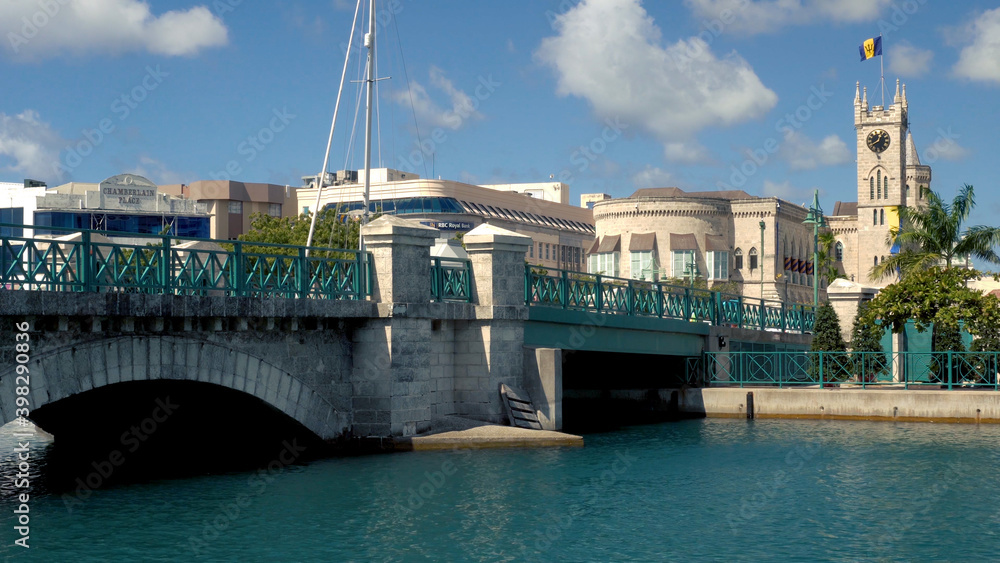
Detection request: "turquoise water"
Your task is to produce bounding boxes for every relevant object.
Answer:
[2,418,1000,562]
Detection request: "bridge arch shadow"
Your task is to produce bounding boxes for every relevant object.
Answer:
[1,335,348,441]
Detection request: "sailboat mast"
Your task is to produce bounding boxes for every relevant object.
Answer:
[304,0,362,255]
[360,0,376,253]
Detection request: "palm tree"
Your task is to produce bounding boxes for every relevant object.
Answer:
[814,230,841,286]
[870,184,1000,281]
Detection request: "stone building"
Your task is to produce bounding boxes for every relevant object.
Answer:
[587,78,934,304]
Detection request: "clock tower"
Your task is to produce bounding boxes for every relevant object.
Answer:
[854,79,908,286]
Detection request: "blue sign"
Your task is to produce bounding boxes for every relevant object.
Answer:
[420,221,474,231]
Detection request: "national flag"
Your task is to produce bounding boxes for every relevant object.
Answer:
[859,36,882,61]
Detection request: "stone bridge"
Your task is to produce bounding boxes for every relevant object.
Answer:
[0,216,811,443]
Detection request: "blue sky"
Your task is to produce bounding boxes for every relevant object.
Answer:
[2,0,1000,221]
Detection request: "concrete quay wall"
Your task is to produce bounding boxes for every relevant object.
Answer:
[680,387,1000,423]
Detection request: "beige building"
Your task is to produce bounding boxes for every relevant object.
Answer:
[590,188,824,303]
[160,181,297,240]
[294,169,595,271]
[580,193,612,209]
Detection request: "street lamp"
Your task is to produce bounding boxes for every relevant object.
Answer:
[684,260,699,289]
[802,188,827,308]
[759,220,766,299]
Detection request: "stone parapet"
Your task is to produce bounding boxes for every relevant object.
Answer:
[361,215,438,305]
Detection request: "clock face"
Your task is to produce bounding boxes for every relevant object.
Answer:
[866,129,891,153]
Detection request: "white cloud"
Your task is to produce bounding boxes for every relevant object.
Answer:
[395,66,483,131]
[778,132,851,170]
[953,8,1000,83]
[889,41,933,77]
[761,180,798,199]
[1,1,228,60]
[632,165,673,188]
[0,110,64,181]
[663,142,712,164]
[922,139,970,162]
[537,0,777,159]
[684,0,894,34]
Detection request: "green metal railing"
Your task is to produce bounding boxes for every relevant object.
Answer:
[692,351,1000,390]
[525,266,816,333]
[431,257,472,302]
[0,223,370,300]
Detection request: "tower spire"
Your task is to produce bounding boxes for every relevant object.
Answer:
[901,82,907,107]
[894,78,901,103]
[854,81,861,105]
[862,86,868,109]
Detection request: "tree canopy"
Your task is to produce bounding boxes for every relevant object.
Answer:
[237,209,368,257]
[871,184,1000,281]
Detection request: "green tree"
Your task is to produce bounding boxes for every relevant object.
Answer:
[814,231,841,286]
[850,301,888,382]
[810,301,849,382]
[238,208,369,258]
[859,266,983,335]
[871,184,1000,281]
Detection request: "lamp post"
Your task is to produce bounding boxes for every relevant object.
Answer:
[685,260,699,289]
[758,220,766,300]
[802,189,827,308]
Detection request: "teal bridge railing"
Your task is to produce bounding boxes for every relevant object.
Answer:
[0,223,370,300]
[525,266,816,333]
[690,351,1000,390]
[431,257,472,303]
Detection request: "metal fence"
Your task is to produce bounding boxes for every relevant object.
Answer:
[0,223,370,300]
[431,257,472,303]
[691,351,1000,390]
[525,266,816,333]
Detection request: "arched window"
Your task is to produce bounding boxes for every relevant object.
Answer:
[870,177,875,199]
[880,209,885,225]
[906,184,910,197]
[874,256,878,266]
[734,248,744,270]
[881,255,886,263]
[877,170,882,199]
[873,209,878,225]
[835,241,843,261]
[749,247,758,270]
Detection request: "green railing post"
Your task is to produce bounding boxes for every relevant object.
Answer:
[234,242,245,296]
[781,300,787,333]
[561,269,569,309]
[819,351,824,388]
[713,292,721,326]
[595,275,603,312]
[684,287,692,321]
[160,235,172,293]
[655,284,664,318]
[524,265,530,305]
[737,295,744,328]
[947,351,953,390]
[298,246,309,298]
[82,230,94,293]
[759,298,765,331]
[626,279,634,315]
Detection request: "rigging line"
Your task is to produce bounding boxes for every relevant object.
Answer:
[344,34,367,172]
[392,9,428,179]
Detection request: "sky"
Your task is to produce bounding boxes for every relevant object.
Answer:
[2,0,1000,222]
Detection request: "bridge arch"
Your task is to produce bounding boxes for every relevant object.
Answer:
[1,336,347,440]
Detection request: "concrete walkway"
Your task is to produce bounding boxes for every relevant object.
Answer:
[394,416,584,451]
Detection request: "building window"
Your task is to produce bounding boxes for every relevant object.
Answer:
[748,247,758,271]
[880,209,885,225]
[0,208,24,236]
[707,251,729,281]
[835,241,843,261]
[870,177,875,200]
[734,248,743,270]
[545,244,550,261]
[873,209,878,225]
[877,171,882,199]
[588,252,619,276]
[672,250,696,279]
[228,201,243,214]
[874,256,878,266]
[529,243,534,258]
[268,203,281,217]
[630,251,657,280]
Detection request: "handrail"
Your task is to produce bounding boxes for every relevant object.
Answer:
[694,350,1000,390]
[431,257,473,303]
[0,223,370,300]
[524,265,815,333]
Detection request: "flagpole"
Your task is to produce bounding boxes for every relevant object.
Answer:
[879,33,885,107]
